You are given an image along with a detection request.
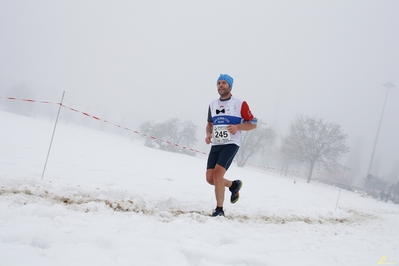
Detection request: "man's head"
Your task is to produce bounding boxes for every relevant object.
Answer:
[217,74,233,89]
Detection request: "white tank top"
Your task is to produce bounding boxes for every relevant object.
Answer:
[209,96,244,146]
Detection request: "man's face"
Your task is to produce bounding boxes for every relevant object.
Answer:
[217,80,231,97]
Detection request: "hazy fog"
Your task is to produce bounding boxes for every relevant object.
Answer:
[1,1,398,182]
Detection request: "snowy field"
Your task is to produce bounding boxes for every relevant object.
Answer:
[1,109,398,266]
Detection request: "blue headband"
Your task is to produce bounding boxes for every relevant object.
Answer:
[217,74,234,89]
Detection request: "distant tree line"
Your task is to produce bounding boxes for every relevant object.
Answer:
[6,83,395,190]
[364,175,399,204]
[140,118,198,156]
[139,114,351,184]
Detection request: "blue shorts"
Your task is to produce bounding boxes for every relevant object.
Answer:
[206,144,239,170]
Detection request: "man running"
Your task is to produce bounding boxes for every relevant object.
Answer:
[205,74,257,217]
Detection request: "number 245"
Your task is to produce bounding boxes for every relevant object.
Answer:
[215,130,228,138]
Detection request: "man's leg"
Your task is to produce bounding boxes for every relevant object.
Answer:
[206,165,233,207]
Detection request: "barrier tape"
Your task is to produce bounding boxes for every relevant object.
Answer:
[0,96,58,105]
[1,96,345,177]
[60,104,207,156]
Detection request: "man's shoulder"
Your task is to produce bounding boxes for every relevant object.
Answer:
[209,98,219,104]
[231,96,244,105]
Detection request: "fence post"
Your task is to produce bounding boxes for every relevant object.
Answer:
[41,91,65,180]
[335,188,342,210]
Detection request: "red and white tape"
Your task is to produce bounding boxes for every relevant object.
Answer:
[1,96,345,177]
[0,96,58,105]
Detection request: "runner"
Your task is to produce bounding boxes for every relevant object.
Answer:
[205,74,257,217]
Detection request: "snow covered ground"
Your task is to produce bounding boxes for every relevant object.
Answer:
[1,109,398,266]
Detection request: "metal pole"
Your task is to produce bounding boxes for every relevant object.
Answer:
[335,188,341,210]
[41,91,65,180]
[366,83,395,178]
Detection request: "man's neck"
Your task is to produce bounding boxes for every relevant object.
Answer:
[220,94,232,101]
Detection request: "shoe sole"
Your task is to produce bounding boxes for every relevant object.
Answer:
[231,180,242,204]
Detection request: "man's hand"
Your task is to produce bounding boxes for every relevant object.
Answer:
[205,133,212,144]
[205,122,213,144]
[227,125,238,135]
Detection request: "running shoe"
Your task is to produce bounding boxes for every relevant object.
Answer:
[230,180,242,204]
[211,208,225,217]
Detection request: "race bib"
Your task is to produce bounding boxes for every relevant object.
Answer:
[213,125,231,143]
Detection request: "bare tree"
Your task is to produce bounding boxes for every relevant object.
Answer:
[177,120,198,154]
[279,136,302,177]
[140,118,197,155]
[140,121,157,147]
[236,121,276,167]
[281,114,350,183]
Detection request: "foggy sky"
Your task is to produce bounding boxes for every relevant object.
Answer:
[1,0,398,180]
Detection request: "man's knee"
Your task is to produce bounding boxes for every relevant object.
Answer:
[213,166,226,181]
[206,169,214,185]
